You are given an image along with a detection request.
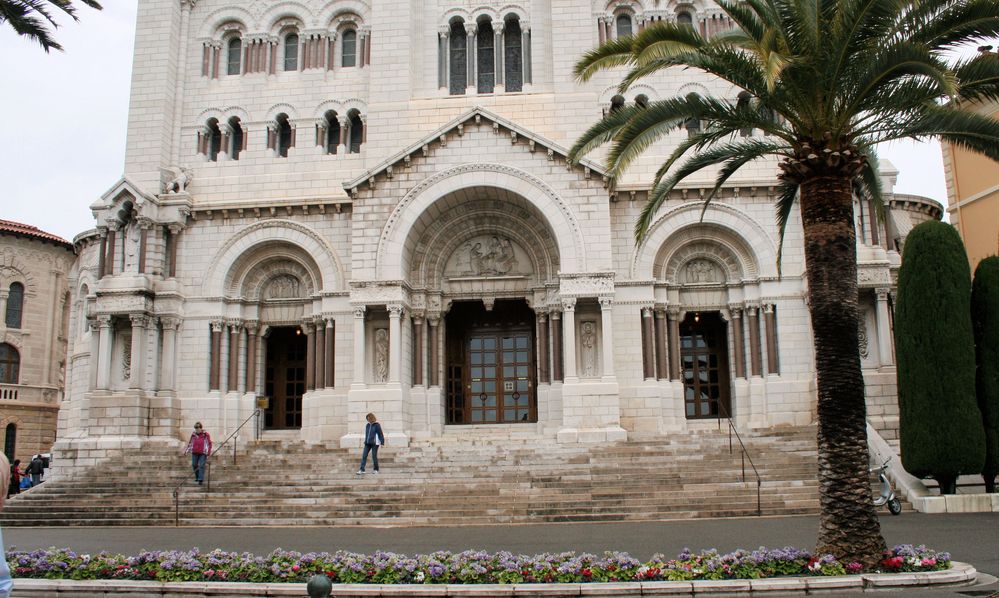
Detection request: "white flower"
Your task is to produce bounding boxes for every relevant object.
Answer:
[415,571,426,583]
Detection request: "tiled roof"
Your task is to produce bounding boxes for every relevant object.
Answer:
[0,219,74,249]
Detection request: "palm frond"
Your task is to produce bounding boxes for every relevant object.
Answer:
[573,37,637,83]
[567,105,646,165]
[774,179,801,276]
[954,53,999,104]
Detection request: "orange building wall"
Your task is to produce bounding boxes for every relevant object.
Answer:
[944,106,999,272]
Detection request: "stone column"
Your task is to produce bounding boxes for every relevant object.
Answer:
[763,304,779,374]
[641,307,655,380]
[168,224,183,278]
[138,221,150,274]
[210,320,223,391]
[129,315,147,390]
[598,16,607,44]
[413,315,424,386]
[325,317,335,388]
[522,23,532,84]
[228,321,241,392]
[551,310,563,382]
[304,321,315,391]
[667,309,681,380]
[352,307,366,385]
[388,305,403,384]
[96,315,113,390]
[731,307,746,378]
[654,307,668,380]
[438,27,449,89]
[875,288,894,366]
[337,115,348,154]
[160,317,179,392]
[494,20,504,90]
[244,321,258,393]
[105,223,118,277]
[537,311,549,383]
[599,298,615,379]
[562,299,577,380]
[315,317,326,389]
[465,22,476,93]
[88,318,100,390]
[428,317,440,387]
[97,229,107,279]
[747,306,762,376]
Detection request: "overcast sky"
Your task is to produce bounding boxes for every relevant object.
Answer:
[0,1,951,243]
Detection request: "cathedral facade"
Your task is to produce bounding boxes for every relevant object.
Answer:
[56,0,941,466]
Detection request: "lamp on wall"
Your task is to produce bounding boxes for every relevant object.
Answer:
[694,312,700,323]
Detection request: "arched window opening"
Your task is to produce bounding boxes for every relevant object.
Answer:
[228,117,243,160]
[449,19,467,95]
[0,343,19,384]
[276,114,292,157]
[685,93,701,137]
[761,105,778,135]
[206,118,222,162]
[737,92,753,137]
[610,94,626,114]
[342,29,357,67]
[477,19,495,93]
[5,283,24,329]
[227,37,242,75]
[324,111,340,154]
[284,33,299,71]
[3,423,15,461]
[616,13,633,38]
[348,110,363,154]
[504,16,523,92]
[635,94,649,108]
[677,11,694,27]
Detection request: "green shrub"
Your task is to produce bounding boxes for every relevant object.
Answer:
[895,220,984,494]
[972,256,999,492]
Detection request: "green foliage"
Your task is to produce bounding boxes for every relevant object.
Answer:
[896,220,984,481]
[0,0,103,53]
[972,256,999,484]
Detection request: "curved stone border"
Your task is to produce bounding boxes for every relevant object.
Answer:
[8,562,976,596]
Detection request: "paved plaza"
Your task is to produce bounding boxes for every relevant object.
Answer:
[5,513,999,597]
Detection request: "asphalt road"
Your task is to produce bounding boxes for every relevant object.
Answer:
[5,513,998,596]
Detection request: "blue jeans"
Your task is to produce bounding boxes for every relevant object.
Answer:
[191,453,207,483]
[359,443,379,472]
[0,526,12,598]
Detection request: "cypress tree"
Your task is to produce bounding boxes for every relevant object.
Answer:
[972,256,999,492]
[896,220,984,494]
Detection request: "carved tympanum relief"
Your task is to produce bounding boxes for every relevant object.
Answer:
[580,321,597,377]
[444,236,529,278]
[265,275,302,299]
[374,328,389,383]
[683,259,724,284]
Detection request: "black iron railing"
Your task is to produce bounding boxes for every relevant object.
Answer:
[716,401,762,516]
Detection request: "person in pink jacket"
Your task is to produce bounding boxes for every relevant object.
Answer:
[184,422,213,485]
[1,453,14,597]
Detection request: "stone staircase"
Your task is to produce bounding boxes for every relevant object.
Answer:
[0,425,822,527]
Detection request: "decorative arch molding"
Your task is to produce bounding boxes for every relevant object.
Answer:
[196,107,226,123]
[264,103,300,122]
[0,255,36,296]
[441,8,472,26]
[260,2,311,32]
[0,415,23,428]
[631,202,776,280]
[203,220,345,296]
[317,0,371,28]
[376,164,586,280]
[220,106,252,122]
[664,241,742,283]
[599,84,657,105]
[598,0,648,11]
[498,5,530,21]
[0,334,24,351]
[199,8,253,38]
[676,82,712,98]
[239,255,317,301]
[314,100,346,118]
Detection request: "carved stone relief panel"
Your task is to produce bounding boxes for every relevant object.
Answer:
[683,258,724,284]
[444,235,531,278]
[265,275,302,299]
[580,320,598,378]
[374,328,389,383]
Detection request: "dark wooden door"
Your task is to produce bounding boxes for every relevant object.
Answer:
[466,331,534,423]
[264,327,306,429]
[680,312,732,418]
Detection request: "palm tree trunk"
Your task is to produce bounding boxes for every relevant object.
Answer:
[799,175,887,567]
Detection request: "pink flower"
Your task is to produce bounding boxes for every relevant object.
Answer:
[292,564,301,572]
[921,558,936,567]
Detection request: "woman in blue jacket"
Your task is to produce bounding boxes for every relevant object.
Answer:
[357,413,385,474]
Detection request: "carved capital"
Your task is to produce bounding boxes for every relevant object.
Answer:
[353,306,366,319]
[561,298,577,311]
[875,288,891,301]
[128,314,148,329]
[160,316,181,330]
[599,297,613,309]
[97,315,114,329]
[211,319,225,333]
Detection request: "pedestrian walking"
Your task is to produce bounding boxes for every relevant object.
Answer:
[356,413,384,475]
[1,453,14,597]
[6,460,19,498]
[184,422,212,485]
[26,455,44,487]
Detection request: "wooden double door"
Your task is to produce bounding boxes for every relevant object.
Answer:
[446,300,537,424]
[264,326,306,429]
[679,312,732,418]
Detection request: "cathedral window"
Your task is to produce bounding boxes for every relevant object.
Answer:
[324,111,341,154]
[284,33,299,71]
[206,118,222,161]
[276,114,293,157]
[448,19,467,95]
[685,93,701,137]
[228,117,244,159]
[0,343,18,384]
[5,283,24,329]
[227,37,242,75]
[477,19,495,94]
[610,94,626,114]
[347,109,363,154]
[503,16,523,92]
[737,92,753,137]
[616,13,633,38]
[677,11,694,27]
[342,29,357,67]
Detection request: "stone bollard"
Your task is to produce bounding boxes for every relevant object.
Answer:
[306,574,333,597]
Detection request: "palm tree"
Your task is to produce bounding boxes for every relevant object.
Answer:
[1,0,102,52]
[569,0,999,566]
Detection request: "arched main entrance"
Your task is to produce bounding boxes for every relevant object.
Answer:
[679,311,732,418]
[264,326,307,429]
[445,299,537,424]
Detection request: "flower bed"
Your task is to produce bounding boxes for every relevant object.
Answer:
[6,545,950,585]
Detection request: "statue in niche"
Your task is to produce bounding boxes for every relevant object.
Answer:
[266,275,300,299]
[858,318,870,359]
[122,335,132,380]
[164,166,192,194]
[374,328,389,383]
[685,259,721,283]
[123,220,141,273]
[580,321,597,377]
[464,236,519,276]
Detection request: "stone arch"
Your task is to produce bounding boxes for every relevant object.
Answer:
[0,255,35,296]
[260,2,312,32]
[221,105,251,122]
[631,202,776,280]
[441,7,472,27]
[377,164,585,280]
[237,253,318,301]
[264,103,300,121]
[317,0,370,28]
[498,4,529,22]
[200,8,253,38]
[203,220,345,296]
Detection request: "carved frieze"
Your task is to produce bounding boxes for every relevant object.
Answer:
[445,235,528,278]
[350,282,409,306]
[857,264,891,287]
[559,272,615,298]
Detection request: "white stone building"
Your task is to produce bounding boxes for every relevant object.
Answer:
[56,0,941,466]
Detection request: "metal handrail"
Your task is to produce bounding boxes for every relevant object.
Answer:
[173,408,262,526]
[715,401,763,516]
